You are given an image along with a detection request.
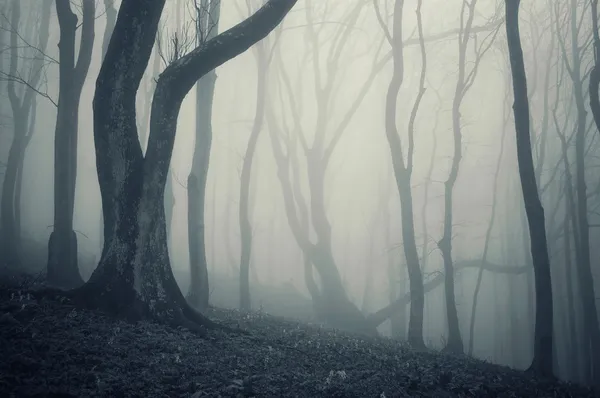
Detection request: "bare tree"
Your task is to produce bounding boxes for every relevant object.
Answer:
[589,0,600,133]
[0,0,52,269]
[374,0,428,348]
[506,0,554,377]
[468,52,511,356]
[555,0,600,383]
[437,0,500,354]
[235,0,280,311]
[46,0,96,288]
[56,0,298,327]
[187,0,221,311]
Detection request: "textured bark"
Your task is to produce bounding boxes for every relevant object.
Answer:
[506,0,554,377]
[0,0,52,270]
[47,0,95,289]
[76,0,297,325]
[98,0,117,253]
[187,0,221,311]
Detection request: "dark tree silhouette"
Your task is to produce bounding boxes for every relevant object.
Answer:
[47,0,96,289]
[505,0,554,377]
[187,0,221,311]
[70,0,297,326]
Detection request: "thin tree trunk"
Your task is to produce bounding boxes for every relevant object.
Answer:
[505,0,554,377]
[239,41,268,311]
[468,74,509,356]
[47,0,95,289]
[187,0,221,311]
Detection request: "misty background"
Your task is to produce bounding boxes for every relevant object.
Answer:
[1,0,599,386]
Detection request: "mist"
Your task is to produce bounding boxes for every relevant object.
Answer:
[1,0,599,391]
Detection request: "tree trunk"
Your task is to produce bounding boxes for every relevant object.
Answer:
[187,0,221,311]
[47,0,95,289]
[505,0,554,377]
[1,0,52,270]
[468,71,510,356]
[381,0,426,349]
[589,0,600,135]
[77,0,297,325]
[239,45,268,311]
[98,0,117,253]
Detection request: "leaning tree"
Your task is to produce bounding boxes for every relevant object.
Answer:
[69,0,297,326]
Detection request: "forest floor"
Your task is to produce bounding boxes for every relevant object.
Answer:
[0,272,598,398]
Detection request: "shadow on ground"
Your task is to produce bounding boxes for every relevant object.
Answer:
[0,272,597,397]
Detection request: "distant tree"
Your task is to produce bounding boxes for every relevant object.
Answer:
[505,0,554,377]
[374,0,427,348]
[589,0,600,133]
[69,0,297,326]
[437,0,500,354]
[555,0,600,383]
[235,0,281,311]
[47,0,96,289]
[0,0,52,269]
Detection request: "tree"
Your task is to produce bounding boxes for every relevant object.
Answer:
[67,0,298,326]
[374,0,427,348]
[187,0,221,311]
[505,0,554,377]
[468,53,511,356]
[589,0,600,133]
[438,0,500,354]
[46,0,96,289]
[555,0,600,383]
[97,0,117,253]
[236,0,280,311]
[0,0,52,269]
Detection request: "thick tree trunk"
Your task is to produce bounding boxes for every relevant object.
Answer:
[48,0,95,288]
[98,0,117,253]
[505,0,554,377]
[187,73,217,310]
[78,0,297,325]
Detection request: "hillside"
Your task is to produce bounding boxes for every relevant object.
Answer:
[0,274,597,397]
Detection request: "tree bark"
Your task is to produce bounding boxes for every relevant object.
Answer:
[505,0,554,377]
[47,0,95,289]
[187,0,221,311]
[76,0,297,325]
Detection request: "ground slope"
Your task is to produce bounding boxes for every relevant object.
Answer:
[0,275,597,397]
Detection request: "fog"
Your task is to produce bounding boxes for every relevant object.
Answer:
[2,0,600,386]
